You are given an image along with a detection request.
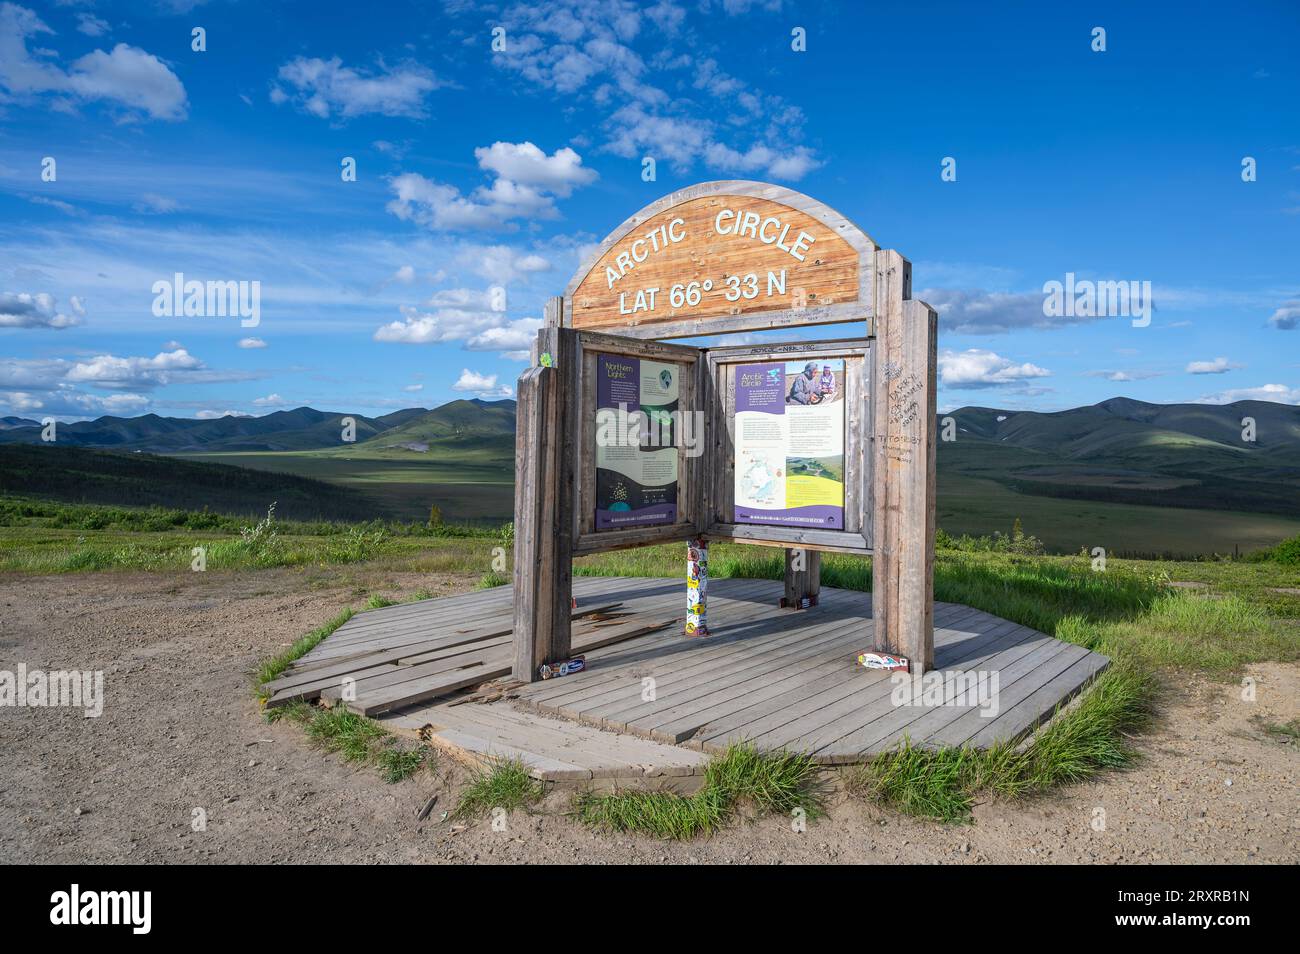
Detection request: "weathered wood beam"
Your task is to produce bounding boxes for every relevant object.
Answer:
[870,250,935,671]
[783,547,821,607]
[512,308,577,682]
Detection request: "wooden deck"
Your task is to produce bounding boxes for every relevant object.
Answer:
[266,576,1108,772]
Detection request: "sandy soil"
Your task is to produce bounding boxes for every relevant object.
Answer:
[1,568,1295,865]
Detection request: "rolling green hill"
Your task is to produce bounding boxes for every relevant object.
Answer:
[942,398,1300,524]
[0,443,394,522]
[0,405,431,452]
[317,398,517,460]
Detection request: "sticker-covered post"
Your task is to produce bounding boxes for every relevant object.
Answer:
[685,537,710,636]
[871,250,936,672]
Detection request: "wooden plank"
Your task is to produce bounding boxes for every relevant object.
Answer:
[871,253,936,671]
[577,348,598,537]
[682,652,863,748]
[574,524,693,556]
[539,578,839,709]
[510,317,576,682]
[843,353,862,535]
[839,634,1076,757]
[431,727,593,781]
[736,616,1032,754]
[581,614,866,733]
[419,705,708,778]
[266,599,628,703]
[691,604,990,747]
[532,584,926,738]
[952,650,1110,750]
[352,611,680,716]
[517,579,787,708]
[808,624,1059,760]
[348,608,668,705]
[707,523,870,553]
[510,363,544,682]
[635,623,869,744]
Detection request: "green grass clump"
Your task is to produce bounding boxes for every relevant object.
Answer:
[574,745,823,840]
[1249,533,1300,566]
[849,659,1154,822]
[455,758,544,818]
[265,700,431,783]
[1089,592,1292,673]
[365,593,398,609]
[476,569,510,589]
[575,788,728,840]
[376,745,430,783]
[853,744,979,823]
[255,607,355,689]
[703,745,824,816]
[304,705,387,762]
[1253,716,1300,742]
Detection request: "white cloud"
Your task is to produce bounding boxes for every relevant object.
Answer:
[425,287,499,309]
[76,13,110,37]
[403,383,423,392]
[386,141,597,232]
[64,348,204,390]
[374,304,504,344]
[28,195,82,216]
[474,141,598,197]
[195,409,252,420]
[0,5,188,121]
[938,348,1051,388]
[271,56,443,119]
[465,317,544,353]
[603,105,709,171]
[921,288,1071,335]
[1185,357,1242,375]
[1,388,150,417]
[460,245,552,285]
[251,393,286,406]
[1084,369,1165,382]
[702,140,820,181]
[476,1,818,180]
[451,368,513,398]
[1,346,254,393]
[238,337,267,349]
[1268,298,1299,330]
[133,193,180,214]
[0,291,83,329]
[1194,384,1300,405]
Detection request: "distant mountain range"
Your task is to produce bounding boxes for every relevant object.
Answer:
[2,395,1298,548]
[2,395,1295,460]
[0,399,518,453]
[945,397,1300,457]
[939,397,1300,522]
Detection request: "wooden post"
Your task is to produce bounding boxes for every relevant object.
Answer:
[783,547,821,608]
[511,308,576,682]
[871,250,936,671]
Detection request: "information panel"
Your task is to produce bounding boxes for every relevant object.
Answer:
[733,359,845,530]
[594,352,679,530]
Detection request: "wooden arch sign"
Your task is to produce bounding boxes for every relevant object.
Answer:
[513,181,937,682]
[564,181,877,340]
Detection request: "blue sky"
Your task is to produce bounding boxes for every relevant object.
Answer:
[1,0,1297,421]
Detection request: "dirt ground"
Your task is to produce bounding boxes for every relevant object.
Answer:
[1,568,1295,865]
